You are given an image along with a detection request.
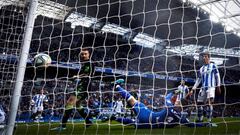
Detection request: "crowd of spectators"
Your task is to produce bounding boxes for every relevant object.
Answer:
[1,35,240,121]
[1,76,239,121]
[16,80,166,119]
[1,6,240,124]
[28,39,200,78]
[1,50,240,122]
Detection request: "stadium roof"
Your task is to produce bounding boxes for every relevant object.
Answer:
[0,0,71,20]
[46,0,240,47]
[2,0,239,47]
[183,0,240,35]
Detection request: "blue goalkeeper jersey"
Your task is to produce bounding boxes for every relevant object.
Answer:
[132,102,187,128]
[132,92,186,128]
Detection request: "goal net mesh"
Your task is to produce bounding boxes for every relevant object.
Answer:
[0,0,240,134]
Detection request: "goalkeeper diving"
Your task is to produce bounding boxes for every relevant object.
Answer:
[104,79,217,128]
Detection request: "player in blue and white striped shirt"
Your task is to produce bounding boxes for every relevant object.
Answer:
[30,89,48,120]
[176,80,189,104]
[175,80,193,117]
[191,51,221,124]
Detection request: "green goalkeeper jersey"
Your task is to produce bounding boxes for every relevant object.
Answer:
[76,61,95,100]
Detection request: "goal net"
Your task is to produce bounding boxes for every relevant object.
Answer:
[0,0,240,134]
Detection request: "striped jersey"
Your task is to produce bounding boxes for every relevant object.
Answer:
[193,63,221,90]
[32,94,48,107]
[114,100,123,113]
[177,85,189,100]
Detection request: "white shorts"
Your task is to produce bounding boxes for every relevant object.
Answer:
[197,87,215,103]
[32,106,44,113]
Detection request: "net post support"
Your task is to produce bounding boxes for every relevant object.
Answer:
[6,0,38,135]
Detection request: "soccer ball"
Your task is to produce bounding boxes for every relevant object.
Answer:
[34,53,52,67]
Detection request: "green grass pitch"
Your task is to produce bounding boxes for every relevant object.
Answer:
[14,117,240,135]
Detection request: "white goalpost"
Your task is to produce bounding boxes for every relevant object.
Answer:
[6,0,38,135]
[0,0,239,135]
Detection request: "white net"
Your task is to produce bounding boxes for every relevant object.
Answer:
[0,0,240,134]
[0,0,26,127]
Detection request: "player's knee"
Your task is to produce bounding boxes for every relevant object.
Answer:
[206,105,213,111]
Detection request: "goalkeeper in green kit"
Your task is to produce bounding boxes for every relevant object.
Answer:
[51,48,95,131]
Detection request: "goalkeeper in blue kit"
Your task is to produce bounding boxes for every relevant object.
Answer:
[107,79,216,128]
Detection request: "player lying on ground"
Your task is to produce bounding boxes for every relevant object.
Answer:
[105,79,216,128]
